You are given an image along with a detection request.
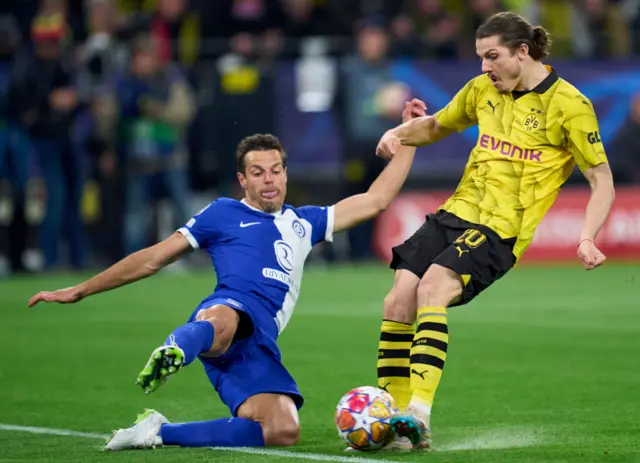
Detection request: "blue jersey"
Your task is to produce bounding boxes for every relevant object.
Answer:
[178,198,334,340]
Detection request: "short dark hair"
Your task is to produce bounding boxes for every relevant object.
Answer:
[476,12,552,61]
[236,134,287,174]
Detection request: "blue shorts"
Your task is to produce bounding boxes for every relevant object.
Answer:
[188,297,303,416]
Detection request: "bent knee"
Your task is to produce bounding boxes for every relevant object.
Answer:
[383,291,414,323]
[263,420,300,447]
[237,394,300,447]
[195,305,240,355]
[417,266,463,306]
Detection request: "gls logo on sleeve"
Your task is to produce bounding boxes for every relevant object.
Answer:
[587,131,602,145]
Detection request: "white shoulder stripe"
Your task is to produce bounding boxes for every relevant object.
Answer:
[178,227,199,249]
[325,206,335,243]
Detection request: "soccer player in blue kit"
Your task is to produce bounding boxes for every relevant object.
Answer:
[28,99,426,451]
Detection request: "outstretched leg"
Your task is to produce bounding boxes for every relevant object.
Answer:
[107,303,304,452]
[390,264,461,449]
[159,393,298,447]
[136,304,239,393]
[105,395,299,450]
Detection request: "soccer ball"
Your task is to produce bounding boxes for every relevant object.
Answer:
[334,386,398,452]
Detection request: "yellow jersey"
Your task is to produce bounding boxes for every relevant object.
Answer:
[434,67,608,259]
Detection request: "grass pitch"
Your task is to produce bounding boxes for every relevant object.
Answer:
[1,263,639,462]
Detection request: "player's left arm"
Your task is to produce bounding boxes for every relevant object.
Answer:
[564,98,616,270]
[333,100,422,233]
[333,145,417,233]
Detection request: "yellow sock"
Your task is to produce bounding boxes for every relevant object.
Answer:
[409,306,448,411]
[377,319,414,411]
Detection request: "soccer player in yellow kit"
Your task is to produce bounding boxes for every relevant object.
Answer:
[374,12,615,450]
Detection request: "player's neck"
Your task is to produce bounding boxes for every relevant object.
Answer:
[241,197,282,214]
[514,62,549,92]
[243,197,265,212]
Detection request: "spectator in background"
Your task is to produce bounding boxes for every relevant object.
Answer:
[115,0,156,16]
[459,0,503,55]
[212,30,278,196]
[0,2,39,41]
[12,11,83,271]
[389,14,422,58]
[279,0,332,58]
[37,0,85,44]
[77,0,127,102]
[119,0,200,69]
[0,14,31,273]
[281,0,331,37]
[77,0,128,264]
[611,92,640,183]
[408,0,460,58]
[96,34,195,255]
[219,0,287,60]
[339,16,409,261]
[222,0,283,36]
[572,0,631,58]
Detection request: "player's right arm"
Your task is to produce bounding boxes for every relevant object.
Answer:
[28,232,192,307]
[28,201,223,307]
[376,78,480,158]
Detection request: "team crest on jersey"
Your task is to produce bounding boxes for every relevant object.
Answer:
[523,110,540,132]
[292,220,306,238]
[274,240,294,273]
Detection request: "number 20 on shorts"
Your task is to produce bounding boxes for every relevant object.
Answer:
[454,229,487,248]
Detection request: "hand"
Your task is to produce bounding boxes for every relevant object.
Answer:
[577,239,606,270]
[402,98,427,123]
[376,130,402,160]
[377,98,427,159]
[28,286,85,307]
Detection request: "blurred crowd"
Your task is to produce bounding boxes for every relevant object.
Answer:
[1,0,640,275]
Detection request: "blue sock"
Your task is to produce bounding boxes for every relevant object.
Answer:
[159,418,265,447]
[165,320,214,365]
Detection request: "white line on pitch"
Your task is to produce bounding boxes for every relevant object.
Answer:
[0,423,414,463]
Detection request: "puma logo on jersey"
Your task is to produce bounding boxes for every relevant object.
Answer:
[455,246,469,257]
[487,100,499,113]
[240,221,260,228]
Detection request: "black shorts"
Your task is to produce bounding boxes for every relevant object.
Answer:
[390,210,516,306]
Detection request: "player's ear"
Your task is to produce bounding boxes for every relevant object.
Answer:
[237,171,247,188]
[517,43,528,60]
